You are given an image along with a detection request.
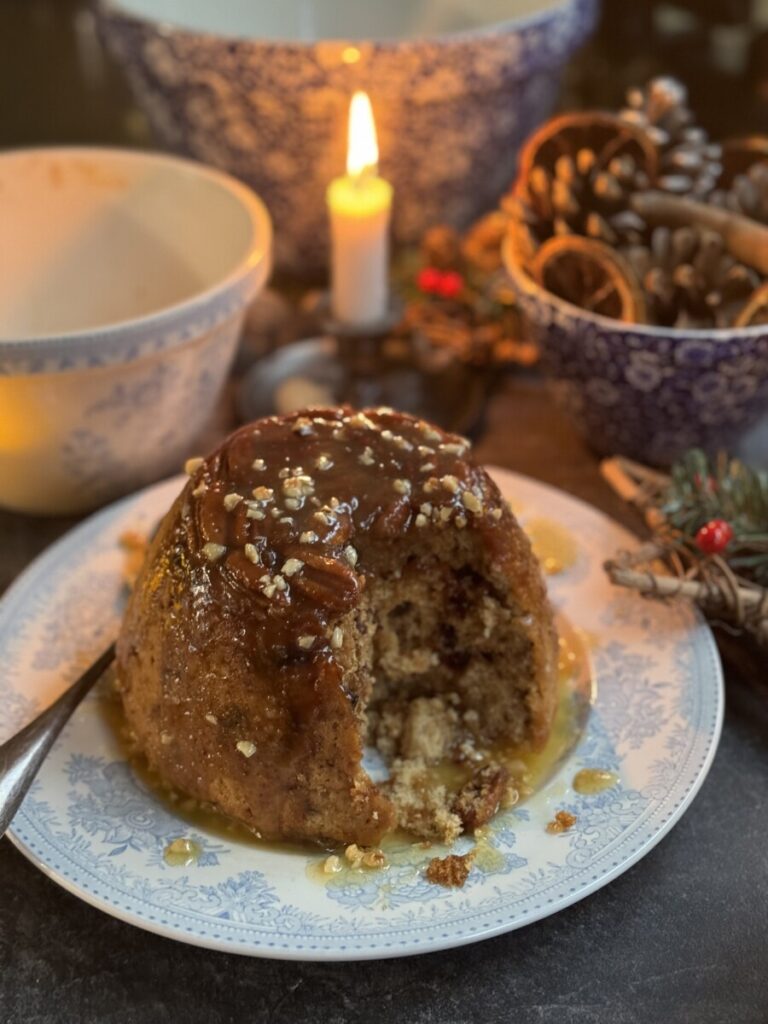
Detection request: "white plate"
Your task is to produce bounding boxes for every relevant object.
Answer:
[0,469,723,960]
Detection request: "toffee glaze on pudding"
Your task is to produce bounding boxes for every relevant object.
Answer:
[116,408,559,847]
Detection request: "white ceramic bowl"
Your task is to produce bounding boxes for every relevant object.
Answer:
[0,147,272,515]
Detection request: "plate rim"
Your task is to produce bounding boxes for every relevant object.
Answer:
[3,467,725,961]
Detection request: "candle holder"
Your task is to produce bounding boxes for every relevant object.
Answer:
[236,293,492,438]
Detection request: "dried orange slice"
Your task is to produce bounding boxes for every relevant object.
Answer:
[734,281,768,327]
[532,236,646,322]
[517,111,659,187]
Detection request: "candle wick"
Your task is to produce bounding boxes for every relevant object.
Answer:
[353,163,377,187]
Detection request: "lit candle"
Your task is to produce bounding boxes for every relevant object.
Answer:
[327,91,393,327]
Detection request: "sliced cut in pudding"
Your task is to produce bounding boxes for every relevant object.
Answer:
[116,407,558,847]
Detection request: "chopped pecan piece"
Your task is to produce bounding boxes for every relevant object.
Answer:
[452,764,510,831]
[289,550,360,611]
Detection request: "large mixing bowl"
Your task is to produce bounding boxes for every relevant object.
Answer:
[97,0,597,272]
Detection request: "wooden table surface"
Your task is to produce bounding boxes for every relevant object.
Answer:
[1,376,766,1024]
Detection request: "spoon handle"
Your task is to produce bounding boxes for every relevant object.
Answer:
[0,643,115,837]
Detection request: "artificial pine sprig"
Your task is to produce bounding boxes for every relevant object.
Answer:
[602,450,768,649]
[661,450,768,585]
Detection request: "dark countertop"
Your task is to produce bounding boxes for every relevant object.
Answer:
[1,378,767,1024]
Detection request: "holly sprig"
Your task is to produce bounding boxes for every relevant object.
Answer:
[660,450,768,585]
[389,219,536,368]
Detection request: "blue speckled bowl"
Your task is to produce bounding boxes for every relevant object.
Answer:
[96,0,597,272]
[503,236,768,466]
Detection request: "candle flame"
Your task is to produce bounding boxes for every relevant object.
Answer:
[346,91,378,178]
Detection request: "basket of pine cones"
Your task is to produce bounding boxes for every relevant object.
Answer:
[502,76,768,467]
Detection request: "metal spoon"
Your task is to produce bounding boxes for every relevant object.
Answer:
[0,643,115,837]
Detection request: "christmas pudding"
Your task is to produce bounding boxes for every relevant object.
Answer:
[116,408,558,847]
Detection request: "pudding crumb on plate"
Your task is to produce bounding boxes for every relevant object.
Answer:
[425,851,476,888]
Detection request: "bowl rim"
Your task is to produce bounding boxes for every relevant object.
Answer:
[96,0,586,50]
[0,145,272,360]
[501,232,768,341]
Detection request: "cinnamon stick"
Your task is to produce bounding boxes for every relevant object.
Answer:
[631,192,768,275]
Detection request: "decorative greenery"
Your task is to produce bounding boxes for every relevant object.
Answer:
[391,216,538,369]
[662,450,768,585]
[603,449,768,649]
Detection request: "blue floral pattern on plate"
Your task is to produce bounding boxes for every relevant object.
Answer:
[0,469,723,960]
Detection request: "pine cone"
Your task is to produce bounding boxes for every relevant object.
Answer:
[711,162,768,225]
[504,79,767,329]
[506,113,654,261]
[620,77,722,198]
[623,225,760,328]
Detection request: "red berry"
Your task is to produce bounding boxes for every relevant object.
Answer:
[695,519,734,555]
[416,267,442,294]
[436,270,464,299]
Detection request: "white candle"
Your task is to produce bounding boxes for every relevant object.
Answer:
[327,91,393,327]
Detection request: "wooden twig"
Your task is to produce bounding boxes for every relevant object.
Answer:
[600,456,670,529]
[600,458,645,503]
[604,561,766,609]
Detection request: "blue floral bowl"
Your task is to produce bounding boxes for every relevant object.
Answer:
[503,236,768,466]
[0,147,271,515]
[96,0,597,272]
